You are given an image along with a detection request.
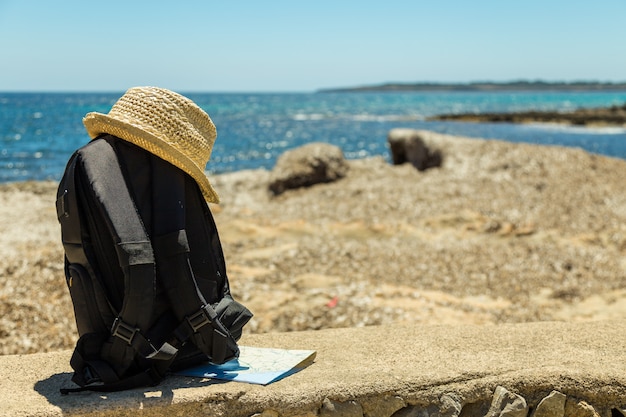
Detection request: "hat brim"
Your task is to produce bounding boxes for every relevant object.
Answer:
[83,112,220,203]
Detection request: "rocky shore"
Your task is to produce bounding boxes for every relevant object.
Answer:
[320,385,615,417]
[430,103,626,126]
[1,130,625,356]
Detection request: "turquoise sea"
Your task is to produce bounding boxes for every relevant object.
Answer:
[1,91,626,183]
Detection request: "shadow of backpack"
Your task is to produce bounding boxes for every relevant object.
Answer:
[56,135,252,394]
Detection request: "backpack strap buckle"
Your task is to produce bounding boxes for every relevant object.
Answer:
[187,306,216,333]
[111,318,138,345]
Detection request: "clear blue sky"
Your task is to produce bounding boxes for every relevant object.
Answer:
[1,0,625,92]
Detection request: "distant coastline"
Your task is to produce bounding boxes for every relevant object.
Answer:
[318,81,626,93]
[429,103,626,126]
[316,80,626,126]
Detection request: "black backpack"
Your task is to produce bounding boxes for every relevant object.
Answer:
[56,135,252,394]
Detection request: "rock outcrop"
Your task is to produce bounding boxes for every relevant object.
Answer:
[429,103,626,126]
[268,142,349,195]
[387,128,442,170]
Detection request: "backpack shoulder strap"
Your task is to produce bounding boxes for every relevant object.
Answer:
[150,156,240,364]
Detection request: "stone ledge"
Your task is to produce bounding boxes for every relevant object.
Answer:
[2,321,626,417]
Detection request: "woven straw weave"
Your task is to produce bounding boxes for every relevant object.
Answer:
[83,86,219,203]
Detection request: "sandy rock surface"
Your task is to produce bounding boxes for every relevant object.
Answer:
[1,131,625,355]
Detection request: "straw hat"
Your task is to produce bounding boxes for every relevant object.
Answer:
[83,86,220,203]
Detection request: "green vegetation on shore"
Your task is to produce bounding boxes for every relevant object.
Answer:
[319,80,626,93]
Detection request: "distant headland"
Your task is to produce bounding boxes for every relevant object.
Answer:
[429,103,626,126]
[318,81,626,93]
[318,81,626,126]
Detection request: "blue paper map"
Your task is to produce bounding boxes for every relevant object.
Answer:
[176,346,317,385]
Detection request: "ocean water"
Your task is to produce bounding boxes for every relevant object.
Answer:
[1,91,626,183]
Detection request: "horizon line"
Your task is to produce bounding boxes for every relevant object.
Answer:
[2,79,626,95]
